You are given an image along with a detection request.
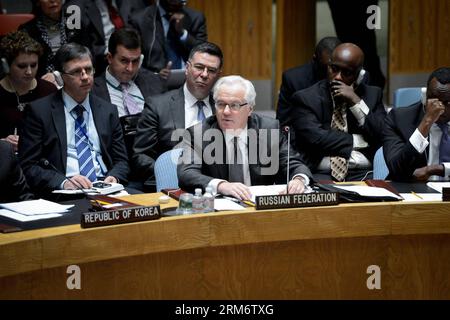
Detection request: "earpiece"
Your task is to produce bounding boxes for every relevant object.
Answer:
[421,87,427,106]
[138,54,144,69]
[355,69,366,87]
[53,70,64,89]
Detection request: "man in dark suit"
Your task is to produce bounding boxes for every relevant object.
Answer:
[19,43,129,197]
[67,0,133,74]
[383,67,450,182]
[291,43,386,182]
[92,27,166,115]
[129,0,207,78]
[132,42,222,191]
[0,141,34,203]
[277,37,341,128]
[178,75,312,200]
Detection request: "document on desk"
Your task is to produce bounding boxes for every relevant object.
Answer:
[214,199,246,211]
[0,209,62,222]
[400,193,442,202]
[0,199,74,215]
[426,182,450,193]
[249,184,314,203]
[333,185,403,200]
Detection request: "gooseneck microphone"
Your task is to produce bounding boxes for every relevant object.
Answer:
[284,126,290,194]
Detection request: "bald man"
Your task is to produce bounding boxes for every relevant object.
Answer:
[291,43,386,182]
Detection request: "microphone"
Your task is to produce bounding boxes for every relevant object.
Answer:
[284,126,290,194]
[38,158,103,209]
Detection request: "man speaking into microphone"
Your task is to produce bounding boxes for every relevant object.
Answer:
[177,75,312,201]
[18,43,129,198]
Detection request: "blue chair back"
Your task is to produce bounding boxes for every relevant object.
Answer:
[154,148,183,192]
[373,147,389,180]
[393,87,424,108]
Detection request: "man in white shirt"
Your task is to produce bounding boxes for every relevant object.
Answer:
[132,42,222,191]
[177,75,312,200]
[384,67,450,181]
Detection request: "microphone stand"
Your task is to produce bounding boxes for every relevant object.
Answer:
[285,127,290,195]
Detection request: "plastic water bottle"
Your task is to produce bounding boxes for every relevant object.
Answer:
[203,187,215,213]
[192,188,204,213]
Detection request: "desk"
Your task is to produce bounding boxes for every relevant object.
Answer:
[1,193,450,299]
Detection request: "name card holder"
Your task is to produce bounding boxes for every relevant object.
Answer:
[81,205,161,228]
[443,188,450,202]
[255,192,339,210]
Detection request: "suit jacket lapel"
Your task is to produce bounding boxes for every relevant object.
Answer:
[86,2,105,39]
[94,75,111,103]
[51,92,68,170]
[89,95,107,155]
[171,87,186,129]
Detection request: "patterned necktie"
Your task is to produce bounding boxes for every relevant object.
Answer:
[438,123,450,163]
[164,13,183,69]
[228,137,245,183]
[121,83,140,115]
[73,105,97,182]
[330,102,349,182]
[196,100,206,121]
[105,0,124,30]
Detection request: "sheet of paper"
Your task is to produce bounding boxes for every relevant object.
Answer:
[333,185,403,200]
[426,182,450,193]
[0,209,62,222]
[214,199,246,211]
[400,193,442,202]
[0,199,74,215]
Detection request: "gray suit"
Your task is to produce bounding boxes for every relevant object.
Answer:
[177,114,313,193]
[132,87,214,189]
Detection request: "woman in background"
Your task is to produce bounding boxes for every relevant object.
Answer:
[0,31,57,151]
[19,0,83,78]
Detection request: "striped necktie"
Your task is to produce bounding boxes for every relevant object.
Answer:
[73,105,97,182]
[330,102,349,182]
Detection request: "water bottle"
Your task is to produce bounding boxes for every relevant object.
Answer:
[192,188,204,213]
[203,187,215,213]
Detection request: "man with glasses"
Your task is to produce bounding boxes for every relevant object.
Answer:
[291,43,386,182]
[177,75,312,200]
[19,43,129,197]
[132,42,222,192]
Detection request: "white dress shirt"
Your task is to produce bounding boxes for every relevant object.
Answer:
[183,84,213,128]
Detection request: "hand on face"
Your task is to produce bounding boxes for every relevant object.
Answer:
[330,80,361,106]
[424,98,446,124]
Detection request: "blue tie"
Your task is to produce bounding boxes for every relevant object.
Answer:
[74,105,97,182]
[197,100,206,121]
[438,123,450,163]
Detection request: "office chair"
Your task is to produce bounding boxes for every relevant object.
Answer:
[154,148,183,192]
[373,147,389,180]
[0,14,34,36]
[393,87,426,108]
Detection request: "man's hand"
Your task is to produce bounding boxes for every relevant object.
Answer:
[280,177,306,194]
[330,80,361,105]
[169,12,185,36]
[104,176,117,184]
[217,181,252,200]
[2,134,19,151]
[413,164,445,181]
[63,175,93,190]
[418,98,445,137]
[159,61,173,80]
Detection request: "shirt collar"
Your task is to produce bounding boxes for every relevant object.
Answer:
[105,68,122,88]
[224,126,248,145]
[62,90,91,114]
[183,83,209,108]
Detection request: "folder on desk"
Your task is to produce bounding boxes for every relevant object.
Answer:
[161,188,186,201]
[316,183,402,202]
[88,195,140,211]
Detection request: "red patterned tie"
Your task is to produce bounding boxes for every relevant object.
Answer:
[105,0,124,30]
[330,102,349,181]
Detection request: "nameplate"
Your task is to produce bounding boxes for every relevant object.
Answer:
[255,192,339,210]
[81,205,161,228]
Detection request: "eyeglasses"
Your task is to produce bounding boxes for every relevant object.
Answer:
[63,66,95,78]
[216,102,248,111]
[189,62,219,75]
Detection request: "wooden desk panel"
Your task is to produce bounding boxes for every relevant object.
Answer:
[1,195,450,299]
